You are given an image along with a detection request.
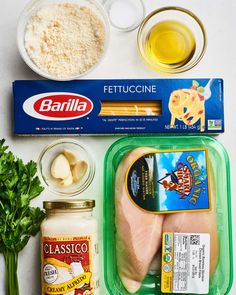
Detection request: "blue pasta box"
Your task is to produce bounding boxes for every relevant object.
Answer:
[13,79,224,135]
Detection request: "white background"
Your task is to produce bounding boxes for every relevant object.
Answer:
[0,0,235,294]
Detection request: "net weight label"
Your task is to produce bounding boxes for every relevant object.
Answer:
[161,233,210,294]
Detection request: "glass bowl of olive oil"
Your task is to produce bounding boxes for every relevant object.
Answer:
[137,7,206,74]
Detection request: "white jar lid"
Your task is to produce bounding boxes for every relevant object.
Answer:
[104,0,145,32]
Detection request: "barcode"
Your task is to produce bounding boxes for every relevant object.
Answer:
[190,235,200,245]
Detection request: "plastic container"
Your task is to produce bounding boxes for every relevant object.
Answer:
[17,0,110,81]
[38,139,95,197]
[137,7,207,74]
[104,136,233,295]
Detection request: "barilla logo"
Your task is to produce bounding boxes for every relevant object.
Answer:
[23,92,93,121]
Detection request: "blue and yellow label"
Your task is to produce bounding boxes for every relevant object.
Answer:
[126,148,211,213]
[161,233,174,293]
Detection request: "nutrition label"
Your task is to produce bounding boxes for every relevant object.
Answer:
[161,232,210,294]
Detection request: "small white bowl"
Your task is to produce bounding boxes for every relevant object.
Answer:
[38,139,96,197]
[17,0,110,81]
[104,0,145,32]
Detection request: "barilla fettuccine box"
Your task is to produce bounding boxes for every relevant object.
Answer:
[13,79,224,135]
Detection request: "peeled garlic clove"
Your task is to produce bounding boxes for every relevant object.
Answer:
[63,149,78,166]
[51,154,71,180]
[60,172,73,187]
[72,161,88,183]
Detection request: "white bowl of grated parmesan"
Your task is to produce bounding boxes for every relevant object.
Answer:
[17,0,110,81]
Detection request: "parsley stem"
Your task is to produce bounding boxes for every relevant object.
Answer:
[4,250,19,295]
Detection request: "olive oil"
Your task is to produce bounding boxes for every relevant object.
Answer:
[145,20,196,67]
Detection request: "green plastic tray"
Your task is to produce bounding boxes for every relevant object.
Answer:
[104,136,233,295]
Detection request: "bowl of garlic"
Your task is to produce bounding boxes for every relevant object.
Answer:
[38,139,95,196]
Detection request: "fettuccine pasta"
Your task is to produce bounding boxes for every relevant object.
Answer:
[169,87,205,131]
[99,101,161,116]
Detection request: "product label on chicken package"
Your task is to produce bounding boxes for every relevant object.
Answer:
[42,236,96,295]
[161,232,210,294]
[126,148,211,213]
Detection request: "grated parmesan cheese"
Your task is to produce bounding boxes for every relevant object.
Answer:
[25,3,106,78]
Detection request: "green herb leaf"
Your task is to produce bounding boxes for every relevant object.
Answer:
[197,86,205,93]
[0,139,45,295]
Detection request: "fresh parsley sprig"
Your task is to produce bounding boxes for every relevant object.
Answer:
[0,139,45,295]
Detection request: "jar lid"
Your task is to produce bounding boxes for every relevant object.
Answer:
[104,0,145,32]
[44,199,95,210]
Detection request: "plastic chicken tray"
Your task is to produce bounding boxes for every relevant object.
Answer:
[104,136,233,295]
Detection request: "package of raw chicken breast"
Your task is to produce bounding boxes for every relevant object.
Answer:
[104,136,233,295]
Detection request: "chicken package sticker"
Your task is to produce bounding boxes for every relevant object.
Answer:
[161,232,210,294]
[42,236,96,295]
[126,148,211,213]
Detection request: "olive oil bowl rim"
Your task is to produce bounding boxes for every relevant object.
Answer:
[137,6,207,74]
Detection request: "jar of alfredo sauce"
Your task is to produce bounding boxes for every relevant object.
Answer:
[41,200,99,295]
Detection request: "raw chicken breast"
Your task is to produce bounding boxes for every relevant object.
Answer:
[163,209,219,275]
[115,147,165,293]
[148,253,162,275]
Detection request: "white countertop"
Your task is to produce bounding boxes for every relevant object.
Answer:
[0,0,235,294]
